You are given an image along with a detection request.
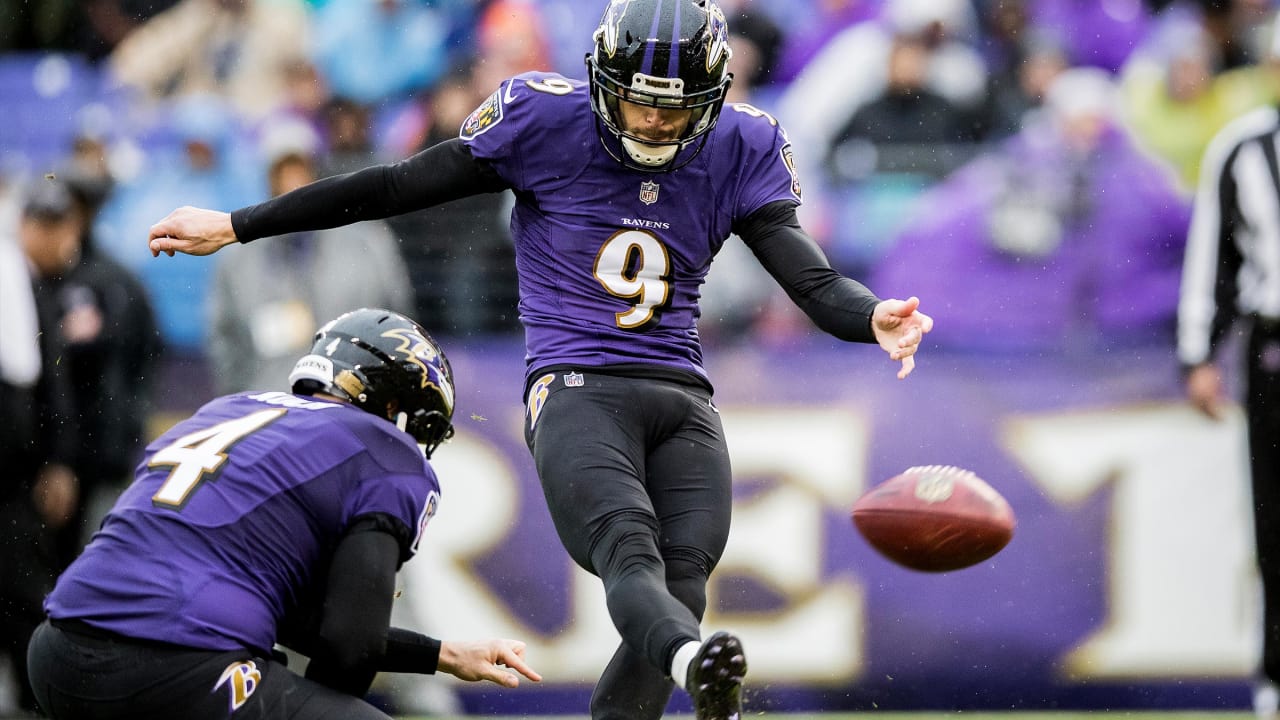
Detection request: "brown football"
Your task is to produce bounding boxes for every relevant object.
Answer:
[851,465,1015,572]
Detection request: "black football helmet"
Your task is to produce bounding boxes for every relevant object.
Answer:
[586,0,733,171]
[289,308,455,458]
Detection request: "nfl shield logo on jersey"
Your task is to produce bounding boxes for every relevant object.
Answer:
[563,371,584,387]
[639,181,660,205]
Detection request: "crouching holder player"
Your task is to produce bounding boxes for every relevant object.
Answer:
[27,307,540,719]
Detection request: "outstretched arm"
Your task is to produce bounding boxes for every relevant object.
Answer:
[279,521,539,697]
[737,201,932,378]
[149,138,510,257]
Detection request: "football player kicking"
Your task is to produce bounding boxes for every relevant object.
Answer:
[27,308,540,719]
[146,1,933,718]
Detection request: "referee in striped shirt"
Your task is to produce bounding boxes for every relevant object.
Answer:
[1177,102,1280,720]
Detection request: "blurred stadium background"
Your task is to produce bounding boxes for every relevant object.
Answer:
[4,0,1280,717]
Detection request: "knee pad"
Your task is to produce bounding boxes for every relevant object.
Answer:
[663,546,714,619]
[589,513,663,582]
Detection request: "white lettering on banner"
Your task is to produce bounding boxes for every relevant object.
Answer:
[1003,403,1257,678]
[399,403,1257,685]
[712,408,868,681]
[400,409,869,682]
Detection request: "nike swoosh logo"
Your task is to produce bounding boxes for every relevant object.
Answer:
[503,79,520,104]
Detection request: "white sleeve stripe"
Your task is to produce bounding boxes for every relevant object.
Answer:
[1253,134,1280,315]
[1177,107,1280,366]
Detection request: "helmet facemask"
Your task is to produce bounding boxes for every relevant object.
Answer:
[586,0,734,172]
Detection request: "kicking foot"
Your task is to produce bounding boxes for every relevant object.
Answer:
[685,631,747,720]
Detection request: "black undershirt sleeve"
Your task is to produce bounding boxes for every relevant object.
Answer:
[734,200,881,343]
[382,628,443,675]
[282,520,443,697]
[230,138,510,243]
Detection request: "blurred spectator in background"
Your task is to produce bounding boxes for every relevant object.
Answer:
[776,0,988,182]
[0,0,87,54]
[59,132,117,221]
[1120,5,1279,194]
[309,0,456,107]
[95,93,261,356]
[1175,97,1280,720]
[77,0,182,61]
[273,56,332,137]
[873,67,1193,353]
[534,0,637,78]
[0,53,124,181]
[981,32,1069,140]
[1195,0,1277,70]
[826,32,983,182]
[974,0,1071,140]
[770,0,882,83]
[471,0,553,90]
[208,115,414,395]
[1027,0,1152,72]
[699,7,792,346]
[19,176,159,569]
[384,68,520,337]
[773,0,988,283]
[107,0,309,120]
[320,96,384,176]
[975,0,1034,77]
[721,0,785,103]
[1,179,80,715]
[818,28,984,278]
[364,2,550,339]
[0,0,179,60]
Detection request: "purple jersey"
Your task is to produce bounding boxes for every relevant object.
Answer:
[460,72,802,383]
[45,391,440,655]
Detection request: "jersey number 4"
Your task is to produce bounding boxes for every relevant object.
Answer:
[149,409,286,509]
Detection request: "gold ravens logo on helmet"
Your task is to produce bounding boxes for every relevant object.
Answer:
[382,328,455,413]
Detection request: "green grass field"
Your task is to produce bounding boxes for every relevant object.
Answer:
[0,707,1252,719]
[401,707,1259,712]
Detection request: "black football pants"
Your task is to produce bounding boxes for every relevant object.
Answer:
[525,370,733,720]
[27,620,390,720]
[1249,323,1280,685]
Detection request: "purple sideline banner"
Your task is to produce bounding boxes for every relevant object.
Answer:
[373,338,1254,712]
[326,338,1255,713]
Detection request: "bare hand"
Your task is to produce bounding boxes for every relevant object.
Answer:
[438,638,542,688]
[148,206,237,257]
[1186,363,1225,420]
[871,296,934,379]
[33,464,78,528]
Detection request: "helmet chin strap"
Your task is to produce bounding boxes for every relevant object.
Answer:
[621,137,679,167]
[395,410,429,458]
